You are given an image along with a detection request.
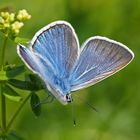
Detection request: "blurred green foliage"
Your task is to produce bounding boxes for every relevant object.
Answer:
[0,0,140,140]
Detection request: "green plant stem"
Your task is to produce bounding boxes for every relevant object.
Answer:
[6,94,31,132]
[0,85,6,135]
[0,35,8,68]
[0,36,8,138]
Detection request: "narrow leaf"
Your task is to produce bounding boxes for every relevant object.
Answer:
[30,93,41,116]
[3,84,22,102]
[3,64,16,71]
[6,65,25,78]
[14,37,30,44]
[0,65,25,81]
[8,79,44,91]
[8,79,35,90]
[7,131,25,140]
[28,74,45,89]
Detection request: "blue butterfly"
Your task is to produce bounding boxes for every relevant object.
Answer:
[17,21,134,105]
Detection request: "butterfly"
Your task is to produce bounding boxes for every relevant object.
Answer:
[17,21,134,105]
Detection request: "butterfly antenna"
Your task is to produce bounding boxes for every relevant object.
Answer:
[74,94,99,113]
[33,94,54,109]
[72,99,76,126]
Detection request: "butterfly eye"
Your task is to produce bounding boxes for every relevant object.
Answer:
[65,94,72,103]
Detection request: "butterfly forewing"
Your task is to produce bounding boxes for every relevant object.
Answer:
[30,21,79,77]
[70,37,134,91]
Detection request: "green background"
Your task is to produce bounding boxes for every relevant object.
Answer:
[0,0,140,140]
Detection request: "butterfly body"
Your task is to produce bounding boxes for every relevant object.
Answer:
[17,21,134,105]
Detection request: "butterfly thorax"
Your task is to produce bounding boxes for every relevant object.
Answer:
[50,76,72,103]
[53,76,71,94]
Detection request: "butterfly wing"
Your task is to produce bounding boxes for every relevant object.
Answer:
[30,21,79,77]
[17,21,80,105]
[17,45,69,105]
[70,36,134,91]
[17,45,55,82]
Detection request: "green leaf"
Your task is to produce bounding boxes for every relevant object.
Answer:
[3,84,22,102]
[3,64,16,71]
[7,130,25,140]
[14,37,30,44]
[28,74,45,90]
[6,65,25,78]
[8,79,36,91]
[0,65,25,81]
[30,93,41,116]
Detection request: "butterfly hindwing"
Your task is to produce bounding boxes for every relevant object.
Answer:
[17,45,55,83]
[70,36,134,91]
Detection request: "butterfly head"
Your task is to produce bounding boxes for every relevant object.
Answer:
[65,94,72,103]
[49,86,72,105]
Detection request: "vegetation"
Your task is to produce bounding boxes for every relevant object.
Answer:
[0,0,139,140]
